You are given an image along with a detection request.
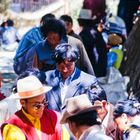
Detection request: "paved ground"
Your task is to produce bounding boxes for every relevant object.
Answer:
[0,49,17,97]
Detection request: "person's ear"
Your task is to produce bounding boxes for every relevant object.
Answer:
[121,113,129,124]
[20,99,26,107]
[68,120,76,130]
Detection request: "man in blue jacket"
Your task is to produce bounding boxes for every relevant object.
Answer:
[45,43,104,112]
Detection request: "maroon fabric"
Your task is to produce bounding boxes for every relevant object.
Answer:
[0,93,6,101]
[1,108,62,140]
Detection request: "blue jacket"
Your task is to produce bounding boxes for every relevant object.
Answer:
[13,27,44,74]
[14,27,43,60]
[45,68,102,112]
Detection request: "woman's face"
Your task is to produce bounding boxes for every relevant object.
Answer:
[114,113,131,132]
[47,32,61,49]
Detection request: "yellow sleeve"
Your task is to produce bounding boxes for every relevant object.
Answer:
[62,124,70,140]
[2,124,26,140]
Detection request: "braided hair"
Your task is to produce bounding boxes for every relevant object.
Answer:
[114,98,140,119]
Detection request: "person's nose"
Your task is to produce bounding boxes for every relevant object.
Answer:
[62,66,69,73]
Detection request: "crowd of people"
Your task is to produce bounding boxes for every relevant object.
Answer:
[0,0,140,139]
[0,19,20,51]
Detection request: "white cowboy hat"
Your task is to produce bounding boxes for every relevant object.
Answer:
[78,9,97,20]
[13,75,52,99]
[60,94,101,124]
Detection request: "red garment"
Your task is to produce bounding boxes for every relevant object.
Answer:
[1,108,62,140]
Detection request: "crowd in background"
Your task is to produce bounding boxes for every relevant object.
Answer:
[0,0,140,140]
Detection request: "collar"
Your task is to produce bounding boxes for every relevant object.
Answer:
[21,108,41,139]
[79,125,102,140]
[110,44,123,50]
[22,108,40,124]
[68,30,74,36]
[59,68,76,85]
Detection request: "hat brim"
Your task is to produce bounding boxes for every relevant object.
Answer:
[60,105,101,124]
[77,18,99,25]
[13,86,52,99]
[78,18,96,21]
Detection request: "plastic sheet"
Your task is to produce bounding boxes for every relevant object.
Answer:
[98,67,129,105]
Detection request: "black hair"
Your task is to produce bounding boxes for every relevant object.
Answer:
[7,19,14,26]
[83,84,107,103]
[41,19,67,41]
[68,110,100,127]
[60,15,73,25]
[113,98,140,119]
[12,68,46,93]
[40,14,56,38]
[40,13,55,24]
[53,43,80,64]
[1,21,7,27]
[134,90,140,103]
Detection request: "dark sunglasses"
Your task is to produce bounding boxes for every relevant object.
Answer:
[32,100,48,110]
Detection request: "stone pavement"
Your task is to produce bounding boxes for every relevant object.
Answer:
[0,49,17,97]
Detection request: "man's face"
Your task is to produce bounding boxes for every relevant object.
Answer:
[47,32,61,49]
[57,60,75,80]
[64,21,72,34]
[21,94,47,119]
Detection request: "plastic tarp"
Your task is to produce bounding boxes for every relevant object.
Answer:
[98,67,129,105]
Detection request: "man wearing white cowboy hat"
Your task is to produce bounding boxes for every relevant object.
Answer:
[60,94,113,140]
[1,75,70,140]
[78,8,107,78]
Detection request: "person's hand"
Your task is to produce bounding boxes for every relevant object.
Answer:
[97,23,103,32]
